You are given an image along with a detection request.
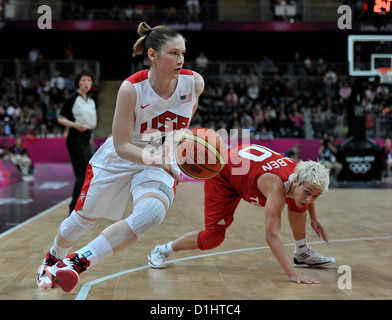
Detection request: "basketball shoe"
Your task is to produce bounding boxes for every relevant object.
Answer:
[294,247,336,268]
[36,252,60,289]
[148,245,169,269]
[45,253,90,293]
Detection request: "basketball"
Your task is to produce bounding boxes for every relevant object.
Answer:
[175,127,227,179]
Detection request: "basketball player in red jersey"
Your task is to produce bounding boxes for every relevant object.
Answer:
[36,22,204,292]
[149,144,335,284]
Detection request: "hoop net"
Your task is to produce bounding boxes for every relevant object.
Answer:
[376,67,392,83]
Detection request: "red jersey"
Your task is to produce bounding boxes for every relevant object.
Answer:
[215,144,307,212]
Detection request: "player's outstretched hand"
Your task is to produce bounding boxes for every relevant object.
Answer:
[310,219,328,242]
[289,273,320,284]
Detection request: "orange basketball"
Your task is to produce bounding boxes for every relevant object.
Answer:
[175,127,227,179]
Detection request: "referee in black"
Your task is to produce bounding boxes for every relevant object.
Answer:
[58,69,97,215]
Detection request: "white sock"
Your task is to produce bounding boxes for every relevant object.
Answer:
[294,238,308,254]
[159,242,174,256]
[75,234,113,267]
[50,239,71,260]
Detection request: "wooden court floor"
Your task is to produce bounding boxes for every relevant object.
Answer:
[0,181,391,300]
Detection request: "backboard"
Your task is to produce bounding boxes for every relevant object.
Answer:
[348,35,392,78]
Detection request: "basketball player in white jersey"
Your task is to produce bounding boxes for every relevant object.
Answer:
[36,22,205,293]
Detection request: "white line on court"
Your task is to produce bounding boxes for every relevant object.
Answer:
[0,197,71,239]
[75,235,392,300]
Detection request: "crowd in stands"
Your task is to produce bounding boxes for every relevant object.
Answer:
[1,50,392,143]
[0,69,99,139]
[189,52,392,140]
[62,0,207,21]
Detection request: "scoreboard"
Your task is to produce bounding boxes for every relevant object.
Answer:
[363,0,392,16]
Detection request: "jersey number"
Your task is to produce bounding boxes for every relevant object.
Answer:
[238,145,280,162]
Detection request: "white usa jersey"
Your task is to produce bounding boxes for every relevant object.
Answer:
[126,68,196,149]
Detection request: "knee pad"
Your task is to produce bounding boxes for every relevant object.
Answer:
[197,228,226,251]
[125,198,166,238]
[132,181,174,209]
[60,211,96,242]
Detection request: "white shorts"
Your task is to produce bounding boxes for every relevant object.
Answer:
[74,136,177,221]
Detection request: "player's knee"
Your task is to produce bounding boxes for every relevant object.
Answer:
[197,228,226,251]
[125,198,166,238]
[60,211,96,242]
[132,181,174,210]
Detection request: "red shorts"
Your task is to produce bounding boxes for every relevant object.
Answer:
[203,174,242,230]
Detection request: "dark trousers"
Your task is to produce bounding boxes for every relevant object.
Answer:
[66,129,93,214]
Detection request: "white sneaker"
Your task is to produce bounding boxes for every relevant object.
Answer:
[294,247,336,268]
[36,252,60,289]
[148,245,168,269]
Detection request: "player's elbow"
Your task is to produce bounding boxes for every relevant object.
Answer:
[265,230,280,246]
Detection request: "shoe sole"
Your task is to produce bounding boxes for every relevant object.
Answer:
[294,258,336,268]
[55,269,79,293]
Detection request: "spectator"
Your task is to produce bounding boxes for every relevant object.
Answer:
[285,143,300,162]
[0,104,6,121]
[20,105,32,123]
[252,102,264,128]
[28,46,41,63]
[236,82,248,104]
[364,84,375,103]
[382,137,392,181]
[260,55,274,74]
[124,4,134,20]
[31,102,44,124]
[290,109,305,137]
[241,116,256,138]
[247,79,260,102]
[195,51,209,74]
[277,107,292,137]
[225,85,238,107]
[263,104,278,134]
[186,0,200,20]
[246,66,259,87]
[323,67,337,98]
[65,44,75,60]
[233,68,246,87]
[255,126,274,140]
[311,104,326,138]
[376,83,389,103]
[338,80,352,101]
[64,74,75,91]
[304,55,312,75]
[3,116,13,136]
[0,140,9,158]
[293,51,303,75]
[7,136,33,180]
[319,136,343,181]
[50,71,65,91]
[283,81,295,101]
[133,4,144,20]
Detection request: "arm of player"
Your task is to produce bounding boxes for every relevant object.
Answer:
[308,203,328,242]
[190,71,205,119]
[259,174,320,284]
[112,81,163,167]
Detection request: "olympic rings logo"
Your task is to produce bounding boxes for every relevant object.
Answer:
[348,162,371,174]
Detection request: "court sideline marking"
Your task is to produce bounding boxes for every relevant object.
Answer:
[75,235,392,300]
[0,197,71,239]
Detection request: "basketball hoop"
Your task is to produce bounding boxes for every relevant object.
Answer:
[376,67,392,83]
